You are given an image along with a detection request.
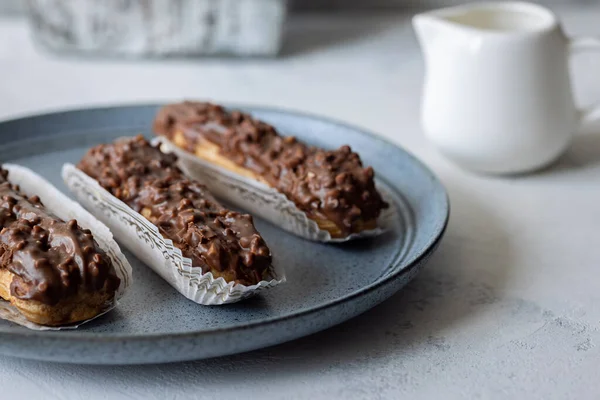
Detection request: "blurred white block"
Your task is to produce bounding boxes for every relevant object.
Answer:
[25,0,288,57]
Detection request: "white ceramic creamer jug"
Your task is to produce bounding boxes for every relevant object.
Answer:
[413,2,600,174]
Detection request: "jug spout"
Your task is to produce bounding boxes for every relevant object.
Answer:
[412,13,446,51]
[413,2,559,42]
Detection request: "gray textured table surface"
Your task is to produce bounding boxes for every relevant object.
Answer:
[1,5,600,399]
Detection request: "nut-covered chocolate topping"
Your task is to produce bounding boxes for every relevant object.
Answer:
[0,168,120,305]
[77,135,272,286]
[154,101,388,236]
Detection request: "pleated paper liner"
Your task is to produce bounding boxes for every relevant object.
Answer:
[2,164,133,330]
[62,164,285,305]
[153,137,395,242]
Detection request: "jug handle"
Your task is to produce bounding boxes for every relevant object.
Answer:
[569,36,600,125]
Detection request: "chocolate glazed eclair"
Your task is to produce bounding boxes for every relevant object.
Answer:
[77,135,272,286]
[0,168,120,326]
[153,101,389,238]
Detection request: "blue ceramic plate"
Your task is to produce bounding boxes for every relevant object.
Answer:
[0,105,448,364]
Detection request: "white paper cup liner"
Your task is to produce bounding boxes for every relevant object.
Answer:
[1,164,132,330]
[153,137,395,242]
[62,163,284,305]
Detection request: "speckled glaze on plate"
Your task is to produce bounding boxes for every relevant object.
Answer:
[0,105,449,364]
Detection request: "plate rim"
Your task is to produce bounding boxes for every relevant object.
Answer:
[0,103,450,341]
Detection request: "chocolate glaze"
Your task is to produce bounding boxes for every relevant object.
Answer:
[154,101,388,236]
[0,168,120,305]
[77,135,272,286]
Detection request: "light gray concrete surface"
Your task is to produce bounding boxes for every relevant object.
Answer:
[0,4,600,399]
[0,0,587,14]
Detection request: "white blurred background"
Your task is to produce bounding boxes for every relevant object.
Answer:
[0,0,588,14]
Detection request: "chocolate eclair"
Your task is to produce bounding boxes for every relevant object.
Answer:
[154,101,388,238]
[0,168,120,326]
[77,135,272,286]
